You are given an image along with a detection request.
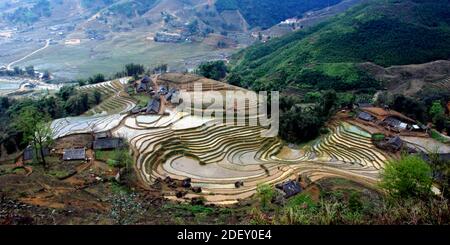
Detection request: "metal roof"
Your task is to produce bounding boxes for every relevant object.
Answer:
[387,136,403,149]
[137,82,149,92]
[95,132,108,140]
[93,138,122,150]
[23,146,49,161]
[146,98,161,114]
[63,148,86,161]
[276,180,302,198]
[141,76,151,83]
[358,111,375,121]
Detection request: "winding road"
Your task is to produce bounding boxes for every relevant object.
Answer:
[6,39,50,70]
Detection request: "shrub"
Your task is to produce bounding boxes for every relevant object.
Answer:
[380,155,433,199]
[256,184,275,210]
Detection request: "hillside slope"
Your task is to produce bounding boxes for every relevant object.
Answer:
[228,0,450,91]
[215,0,342,29]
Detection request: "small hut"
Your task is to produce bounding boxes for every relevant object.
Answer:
[63,148,86,161]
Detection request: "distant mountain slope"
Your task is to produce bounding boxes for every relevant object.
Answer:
[228,0,450,91]
[215,0,342,29]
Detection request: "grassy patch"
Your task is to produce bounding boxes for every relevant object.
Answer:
[162,203,214,215]
[132,94,150,108]
[372,133,386,141]
[431,130,450,144]
[110,181,131,194]
[286,193,316,210]
[48,170,70,179]
[95,150,116,162]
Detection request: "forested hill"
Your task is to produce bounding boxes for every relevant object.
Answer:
[215,0,342,29]
[227,0,450,91]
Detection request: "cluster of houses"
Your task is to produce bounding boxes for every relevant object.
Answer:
[23,132,124,164]
[129,75,180,116]
[62,132,124,161]
[356,104,428,133]
[353,104,429,153]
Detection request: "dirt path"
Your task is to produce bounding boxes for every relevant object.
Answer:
[7,39,50,70]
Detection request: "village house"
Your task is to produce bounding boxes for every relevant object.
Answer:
[158,85,168,95]
[136,76,153,93]
[154,32,183,43]
[23,146,49,162]
[356,106,424,133]
[146,98,161,114]
[165,87,179,103]
[94,132,110,140]
[93,138,123,151]
[62,148,86,161]
[357,111,375,122]
[275,180,302,198]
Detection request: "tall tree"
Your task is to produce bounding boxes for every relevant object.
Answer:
[197,61,228,80]
[25,66,35,77]
[125,63,145,77]
[93,90,102,105]
[14,107,53,168]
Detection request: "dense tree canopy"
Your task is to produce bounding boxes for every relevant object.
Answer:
[197,61,228,81]
[380,155,433,199]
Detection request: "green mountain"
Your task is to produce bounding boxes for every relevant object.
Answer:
[228,0,450,92]
[215,0,342,29]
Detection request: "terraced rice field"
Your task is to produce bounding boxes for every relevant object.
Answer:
[51,74,393,204]
[51,78,136,138]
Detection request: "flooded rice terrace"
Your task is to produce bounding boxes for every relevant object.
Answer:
[0,77,21,92]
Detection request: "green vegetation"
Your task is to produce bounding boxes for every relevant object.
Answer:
[106,0,158,17]
[0,66,37,78]
[250,179,450,225]
[48,170,70,179]
[196,61,228,81]
[0,86,104,159]
[14,107,53,168]
[371,133,386,141]
[377,91,450,134]
[380,155,433,199]
[215,0,341,29]
[256,184,275,210]
[96,147,132,169]
[430,130,450,144]
[278,90,346,143]
[228,0,450,92]
[4,0,51,24]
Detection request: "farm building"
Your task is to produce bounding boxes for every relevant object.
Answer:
[137,82,150,93]
[93,138,123,150]
[63,148,86,161]
[361,107,415,123]
[374,136,404,152]
[383,117,408,131]
[357,111,375,122]
[141,76,151,84]
[276,180,302,198]
[94,132,109,140]
[165,88,178,102]
[386,136,404,152]
[356,103,373,108]
[23,146,49,162]
[146,98,161,114]
[158,85,168,95]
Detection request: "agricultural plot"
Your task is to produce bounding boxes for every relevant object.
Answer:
[51,78,136,138]
[51,74,393,204]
